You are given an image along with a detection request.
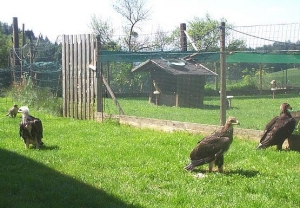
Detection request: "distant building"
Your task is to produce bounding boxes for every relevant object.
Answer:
[132,58,217,108]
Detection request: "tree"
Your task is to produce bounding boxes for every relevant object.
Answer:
[89,14,119,50]
[0,30,12,67]
[187,14,221,51]
[153,26,180,51]
[113,0,151,51]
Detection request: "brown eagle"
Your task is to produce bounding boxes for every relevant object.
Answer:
[18,106,44,149]
[184,117,240,173]
[6,104,18,118]
[257,102,296,150]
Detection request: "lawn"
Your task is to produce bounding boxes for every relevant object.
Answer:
[1,95,300,207]
[103,93,300,130]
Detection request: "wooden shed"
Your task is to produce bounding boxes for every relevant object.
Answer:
[132,58,217,108]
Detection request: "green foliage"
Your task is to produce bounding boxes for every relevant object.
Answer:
[0,30,11,67]
[0,105,300,207]
[106,62,149,93]
[293,122,300,135]
[227,75,258,92]
[6,75,62,116]
[187,13,220,51]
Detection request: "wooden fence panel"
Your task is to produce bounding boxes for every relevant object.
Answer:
[62,34,97,119]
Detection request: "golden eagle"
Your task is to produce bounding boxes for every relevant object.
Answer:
[6,104,18,118]
[18,106,44,149]
[184,117,240,173]
[257,102,296,150]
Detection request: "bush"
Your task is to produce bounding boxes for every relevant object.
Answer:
[6,75,62,116]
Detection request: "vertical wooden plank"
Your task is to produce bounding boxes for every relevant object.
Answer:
[62,35,67,117]
[74,35,78,119]
[96,35,103,114]
[86,34,91,119]
[81,34,87,120]
[65,35,70,117]
[78,35,83,119]
[69,35,74,118]
[62,33,96,120]
[90,34,96,119]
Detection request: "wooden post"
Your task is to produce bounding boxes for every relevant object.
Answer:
[180,23,187,51]
[13,17,20,66]
[214,62,218,91]
[178,23,187,107]
[259,64,262,94]
[21,24,25,76]
[29,36,34,80]
[96,35,103,115]
[220,22,226,126]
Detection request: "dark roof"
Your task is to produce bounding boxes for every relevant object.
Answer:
[131,59,217,76]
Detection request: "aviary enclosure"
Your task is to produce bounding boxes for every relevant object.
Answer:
[8,19,300,128]
[59,22,300,125]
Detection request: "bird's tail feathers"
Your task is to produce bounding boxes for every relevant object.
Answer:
[256,143,266,149]
[184,163,195,171]
[184,158,211,171]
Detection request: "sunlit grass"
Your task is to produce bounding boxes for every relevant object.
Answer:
[1,97,300,207]
[103,93,300,130]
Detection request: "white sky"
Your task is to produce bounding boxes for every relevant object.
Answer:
[2,0,300,43]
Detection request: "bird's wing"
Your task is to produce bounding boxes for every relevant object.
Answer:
[190,135,231,160]
[19,122,24,137]
[19,119,34,139]
[260,116,279,143]
[31,117,43,138]
[260,116,296,145]
[264,116,279,131]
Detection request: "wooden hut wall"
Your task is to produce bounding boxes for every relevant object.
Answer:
[150,69,176,93]
[177,75,205,108]
[149,70,176,105]
[149,69,206,108]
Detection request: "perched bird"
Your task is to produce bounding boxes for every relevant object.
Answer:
[257,102,296,150]
[6,104,18,118]
[18,106,44,149]
[184,117,240,173]
[153,80,162,94]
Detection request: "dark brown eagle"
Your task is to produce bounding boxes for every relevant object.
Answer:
[18,106,44,149]
[6,104,18,118]
[257,102,296,150]
[184,117,240,173]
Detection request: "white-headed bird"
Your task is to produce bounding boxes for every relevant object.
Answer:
[18,106,44,149]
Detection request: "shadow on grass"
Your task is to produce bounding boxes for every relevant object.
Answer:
[224,169,260,178]
[202,104,220,110]
[191,168,259,178]
[0,148,141,208]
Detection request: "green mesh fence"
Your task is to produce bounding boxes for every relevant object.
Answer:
[100,51,220,63]
[226,52,300,63]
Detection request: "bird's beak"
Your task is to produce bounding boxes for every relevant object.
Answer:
[233,120,240,125]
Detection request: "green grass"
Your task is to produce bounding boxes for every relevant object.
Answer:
[104,93,300,130]
[1,96,300,207]
[264,68,300,87]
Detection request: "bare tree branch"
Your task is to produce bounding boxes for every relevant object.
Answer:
[113,0,151,51]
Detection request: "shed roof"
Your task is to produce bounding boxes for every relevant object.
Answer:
[131,59,217,76]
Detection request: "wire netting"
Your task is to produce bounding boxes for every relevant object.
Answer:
[2,23,300,122]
